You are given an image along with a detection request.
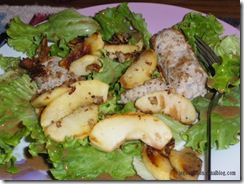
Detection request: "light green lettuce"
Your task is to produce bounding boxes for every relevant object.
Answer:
[208,35,240,93]
[92,56,131,85]
[47,138,142,180]
[50,39,70,58]
[0,55,20,72]
[174,12,224,51]
[155,114,189,144]
[0,71,38,171]
[208,54,240,93]
[175,12,240,93]
[183,87,240,153]
[7,9,100,57]
[214,35,240,56]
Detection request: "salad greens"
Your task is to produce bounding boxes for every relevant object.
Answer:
[208,54,240,93]
[0,3,240,180]
[99,96,136,117]
[0,56,39,171]
[155,114,189,144]
[50,39,70,58]
[214,35,240,56]
[0,55,20,72]
[7,9,100,57]
[92,56,131,85]
[208,35,240,93]
[175,11,240,153]
[94,3,151,48]
[175,12,240,93]
[47,138,142,180]
[183,87,240,153]
[174,12,224,51]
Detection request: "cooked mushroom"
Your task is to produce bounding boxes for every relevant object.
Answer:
[169,148,202,180]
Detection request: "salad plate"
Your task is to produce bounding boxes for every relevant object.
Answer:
[0,2,240,181]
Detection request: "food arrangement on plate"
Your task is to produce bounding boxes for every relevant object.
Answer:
[0,2,240,180]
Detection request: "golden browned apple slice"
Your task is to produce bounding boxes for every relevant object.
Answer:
[45,105,98,142]
[40,80,109,127]
[69,55,101,76]
[84,32,104,55]
[104,44,141,54]
[31,86,70,108]
[120,49,157,89]
[135,91,197,124]
[89,113,172,152]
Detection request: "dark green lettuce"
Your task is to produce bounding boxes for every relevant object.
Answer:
[94,3,151,48]
[99,96,136,117]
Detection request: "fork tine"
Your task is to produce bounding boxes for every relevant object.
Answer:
[196,40,215,65]
[195,37,218,76]
[195,37,216,64]
[195,36,221,64]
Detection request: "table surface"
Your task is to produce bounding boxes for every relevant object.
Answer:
[0,0,240,20]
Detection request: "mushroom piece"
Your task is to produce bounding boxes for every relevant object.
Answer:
[169,148,202,180]
[142,145,173,180]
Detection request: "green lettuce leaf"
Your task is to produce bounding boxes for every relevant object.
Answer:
[184,112,240,153]
[183,89,240,153]
[175,13,240,93]
[208,54,240,93]
[47,138,142,180]
[7,9,100,57]
[98,96,136,119]
[41,9,100,42]
[50,39,70,58]
[174,12,224,51]
[99,96,122,115]
[120,101,137,113]
[94,3,151,48]
[0,55,20,72]
[219,86,240,107]
[155,114,189,144]
[208,35,240,93]
[0,72,38,168]
[7,17,44,57]
[214,35,240,56]
[92,56,131,85]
